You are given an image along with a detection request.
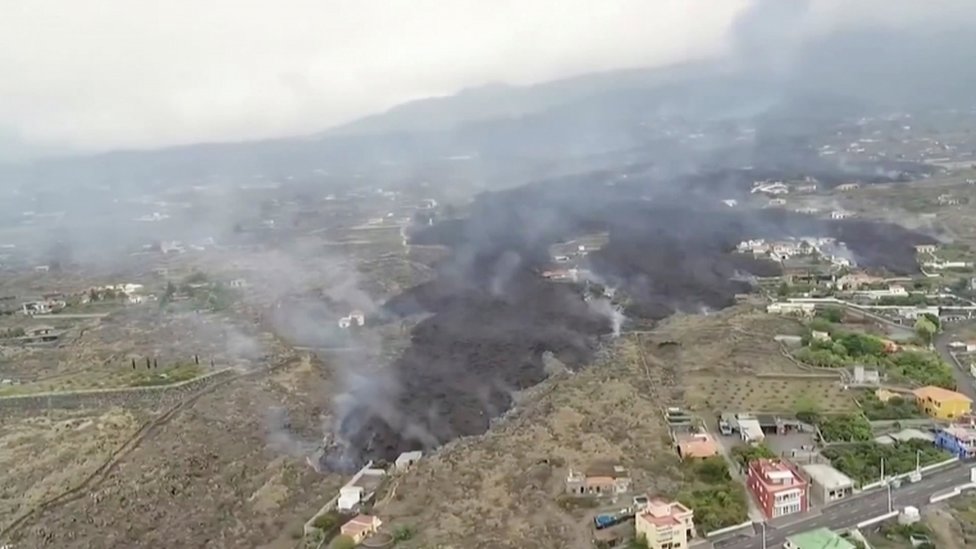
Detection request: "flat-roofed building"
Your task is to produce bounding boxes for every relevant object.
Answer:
[800,463,854,505]
[747,459,808,519]
[634,498,696,549]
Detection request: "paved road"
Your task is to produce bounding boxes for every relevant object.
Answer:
[714,463,972,549]
[934,332,976,402]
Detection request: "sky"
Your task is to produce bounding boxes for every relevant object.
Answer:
[1,0,974,157]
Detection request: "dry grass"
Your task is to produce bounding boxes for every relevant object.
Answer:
[4,356,341,549]
[0,408,145,531]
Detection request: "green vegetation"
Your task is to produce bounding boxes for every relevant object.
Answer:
[312,512,340,531]
[822,440,949,485]
[817,414,873,442]
[676,456,749,534]
[730,444,777,469]
[196,282,236,312]
[914,317,938,345]
[857,392,923,420]
[817,307,845,323]
[330,535,357,549]
[793,325,955,388]
[890,351,955,389]
[876,522,935,549]
[159,281,177,309]
[129,363,203,387]
[393,525,416,542]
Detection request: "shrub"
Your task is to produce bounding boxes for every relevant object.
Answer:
[393,525,416,542]
[331,535,357,549]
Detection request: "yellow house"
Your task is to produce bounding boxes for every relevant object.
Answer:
[912,386,973,420]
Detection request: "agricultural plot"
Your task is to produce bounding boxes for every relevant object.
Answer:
[684,375,856,414]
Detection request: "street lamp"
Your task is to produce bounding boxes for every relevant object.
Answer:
[760,521,767,549]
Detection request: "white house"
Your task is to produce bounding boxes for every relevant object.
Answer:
[738,417,765,444]
[767,302,816,316]
[856,285,908,300]
[337,486,365,512]
[395,450,423,471]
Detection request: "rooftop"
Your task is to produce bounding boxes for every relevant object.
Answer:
[943,425,976,442]
[800,464,854,490]
[913,386,973,403]
[340,514,380,536]
[785,527,856,549]
[677,433,719,459]
[752,459,804,489]
[585,461,629,479]
[638,498,692,527]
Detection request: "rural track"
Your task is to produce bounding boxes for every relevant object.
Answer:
[0,357,293,543]
[632,333,683,405]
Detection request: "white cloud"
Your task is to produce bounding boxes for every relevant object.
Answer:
[0,0,750,151]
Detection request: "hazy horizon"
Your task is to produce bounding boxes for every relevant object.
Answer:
[2,0,975,162]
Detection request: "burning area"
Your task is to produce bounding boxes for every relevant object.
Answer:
[322,166,934,467]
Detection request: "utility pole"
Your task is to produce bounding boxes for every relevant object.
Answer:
[881,456,893,513]
[760,521,767,549]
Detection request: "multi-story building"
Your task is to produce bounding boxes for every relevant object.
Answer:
[912,386,973,420]
[634,498,696,549]
[935,425,976,459]
[746,459,808,519]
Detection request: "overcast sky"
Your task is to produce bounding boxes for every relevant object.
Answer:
[1,0,972,155]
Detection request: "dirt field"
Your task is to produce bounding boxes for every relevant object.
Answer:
[2,354,345,548]
[685,376,855,415]
[0,408,146,529]
[924,495,976,548]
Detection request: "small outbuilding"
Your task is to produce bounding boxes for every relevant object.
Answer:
[800,463,855,505]
[395,450,423,471]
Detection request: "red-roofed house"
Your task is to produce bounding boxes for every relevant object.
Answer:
[747,459,808,519]
[634,498,696,549]
[340,514,382,545]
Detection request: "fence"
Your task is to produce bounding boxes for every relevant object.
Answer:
[0,368,235,412]
[704,519,753,539]
[856,510,898,529]
[929,483,976,504]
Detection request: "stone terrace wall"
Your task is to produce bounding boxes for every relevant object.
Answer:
[0,368,236,413]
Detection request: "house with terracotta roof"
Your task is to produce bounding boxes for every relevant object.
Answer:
[912,386,973,420]
[746,459,808,519]
[676,432,719,459]
[634,498,696,549]
[565,462,631,496]
[339,514,382,545]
